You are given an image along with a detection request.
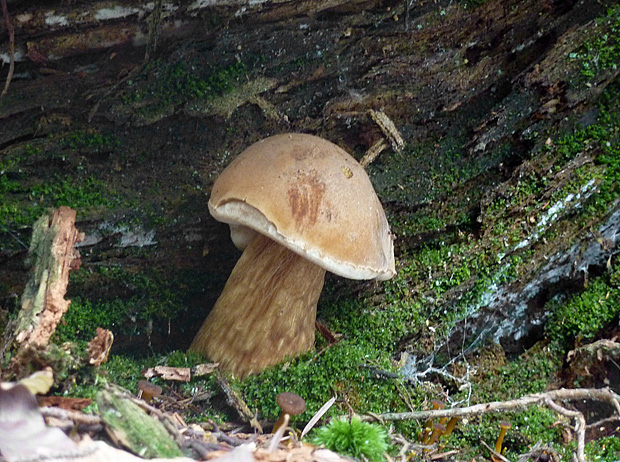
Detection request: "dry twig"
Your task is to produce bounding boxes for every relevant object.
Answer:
[1,0,14,97]
[357,388,620,462]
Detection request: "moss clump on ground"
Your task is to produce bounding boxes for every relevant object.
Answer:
[546,263,620,348]
[239,340,404,421]
[55,265,202,348]
[312,417,390,462]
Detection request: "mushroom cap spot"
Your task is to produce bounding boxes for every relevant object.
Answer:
[208,133,396,281]
[276,392,306,415]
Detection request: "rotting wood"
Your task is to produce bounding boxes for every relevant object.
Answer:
[216,371,263,433]
[96,385,184,458]
[8,207,83,374]
[0,0,390,65]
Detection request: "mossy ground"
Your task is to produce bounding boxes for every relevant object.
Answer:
[1,2,620,461]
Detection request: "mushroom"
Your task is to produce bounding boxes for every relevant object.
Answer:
[421,399,445,443]
[273,392,306,434]
[492,420,511,461]
[426,422,446,450]
[137,380,162,404]
[190,133,395,377]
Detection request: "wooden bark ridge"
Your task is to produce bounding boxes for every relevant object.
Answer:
[9,206,83,372]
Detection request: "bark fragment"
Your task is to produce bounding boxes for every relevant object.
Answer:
[9,207,83,371]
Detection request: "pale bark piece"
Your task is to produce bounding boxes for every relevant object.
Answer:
[87,328,114,366]
[13,206,84,351]
[142,365,191,382]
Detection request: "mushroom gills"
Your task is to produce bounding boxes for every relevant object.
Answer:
[190,233,326,377]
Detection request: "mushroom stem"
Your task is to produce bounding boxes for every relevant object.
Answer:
[272,412,290,435]
[190,234,326,377]
[492,420,511,461]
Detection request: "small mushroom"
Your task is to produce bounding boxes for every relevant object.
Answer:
[443,416,460,437]
[137,380,162,404]
[421,399,445,443]
[425,422,446,451]
[273,392,306,434]
[190,133,395,377]
[492,420,511,461]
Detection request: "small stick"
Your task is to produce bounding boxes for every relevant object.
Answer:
[1,0,15,97]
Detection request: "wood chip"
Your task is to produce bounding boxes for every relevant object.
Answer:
[360,138,388,168]
[369,109,405,153]
[193,363,220,376]
[87,328,114,366]
[38,395,93,411]
[142,366,191,382]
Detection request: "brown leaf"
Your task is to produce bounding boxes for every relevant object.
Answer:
[87,328,114,366]
[38,395,93,411]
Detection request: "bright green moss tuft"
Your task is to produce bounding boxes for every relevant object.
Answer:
[312,417,389,462]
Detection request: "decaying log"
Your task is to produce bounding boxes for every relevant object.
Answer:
[8,207,83,372]
[1,0,389,64]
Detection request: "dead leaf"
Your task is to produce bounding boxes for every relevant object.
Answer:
[87,327,114,366]
[38,396,93,411]
[0,382,78,460]
[18,368,54,395]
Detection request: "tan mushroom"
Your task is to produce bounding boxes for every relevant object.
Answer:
[137,380,162,404]
[189,133,395,377]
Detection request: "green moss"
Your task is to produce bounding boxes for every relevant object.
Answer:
[121,58,249,121]
[546,265,620,347]
[472,343,561,400]
[585,435,620,462]
[447,344,563,458]
[569,6,620,80]
[55,266,195,345]
[97,387,183,457]
[0,134,120,234]
[239,340,402,421]
[312,417,390,462]
[450,407,560,461]
[62,130,120,153]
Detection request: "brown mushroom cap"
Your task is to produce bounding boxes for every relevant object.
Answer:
[137,380,162,399]
[208,133,395,281]
[276,392,306,415]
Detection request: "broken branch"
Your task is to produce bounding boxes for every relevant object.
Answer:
[357,388,619,462]
[1,0,15,97]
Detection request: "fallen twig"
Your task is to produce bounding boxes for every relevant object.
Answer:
[41,406,102,426]
[356,388,619,462]
[480,440,510,462]
[356,388,620,421]
[544,397,586,462]
[216,371,263,433]
[1,0,15,97]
